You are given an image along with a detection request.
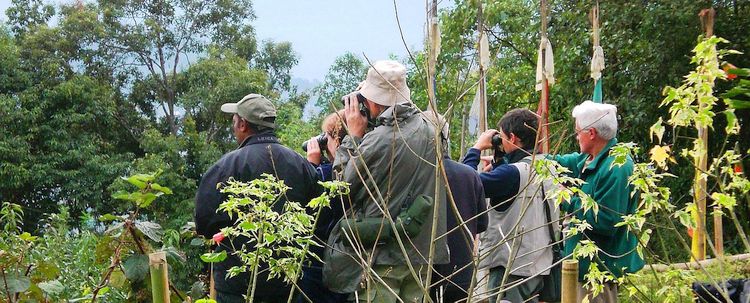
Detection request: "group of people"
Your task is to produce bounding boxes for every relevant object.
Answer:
[194,59,644,303]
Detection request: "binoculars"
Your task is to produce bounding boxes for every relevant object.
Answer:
[302,133,328,152]
[342,93,371,119]
[491,134,502,149]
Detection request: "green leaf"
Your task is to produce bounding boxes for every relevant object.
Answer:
[137,192,160,208]
[195,299,218,303]
[99,213,120,222]
[200,251,227,263]
[122,254,150,282]
[123,174,151,189]
[4,275,30,293]
[726,98,750,109]
[37,280,64,296]
[649,118,665,143]
[191,282,206,301]
[162,246,187,263]
[134,220,163,242]
[264,234,277,244]
[190,238,205,246]
[18,232,37,242]
[150,183,173,195]
[724,110,739,134]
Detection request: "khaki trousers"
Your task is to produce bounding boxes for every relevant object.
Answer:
[577,282,618,303]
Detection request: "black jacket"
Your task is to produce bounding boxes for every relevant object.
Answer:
[194,131,321,296]
[433,157,488,289]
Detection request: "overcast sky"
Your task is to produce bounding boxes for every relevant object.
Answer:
[0,0,440,81]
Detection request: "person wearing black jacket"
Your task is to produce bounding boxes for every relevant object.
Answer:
[423,111,488,303]
[194,93,321,303]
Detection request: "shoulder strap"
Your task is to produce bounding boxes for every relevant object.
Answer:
[519,156,557,243]
[541,185,558,243]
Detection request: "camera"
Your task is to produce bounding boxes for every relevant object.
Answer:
[302,133,329,152]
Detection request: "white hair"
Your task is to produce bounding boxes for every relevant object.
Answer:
[572,100,618,140]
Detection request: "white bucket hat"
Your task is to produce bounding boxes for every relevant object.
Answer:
[359,60,411,106]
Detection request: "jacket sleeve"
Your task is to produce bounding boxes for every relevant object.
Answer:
[552,153,583,173]
[194,163,230,238]
[475,173,488,234]
[463,148,520,210]
[581,162,634,236]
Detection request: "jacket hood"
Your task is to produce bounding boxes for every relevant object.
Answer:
[376,102,419,126]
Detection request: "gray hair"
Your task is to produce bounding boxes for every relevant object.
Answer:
[572,100,618,140]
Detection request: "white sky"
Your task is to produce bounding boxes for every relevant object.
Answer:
[0,0,440,81]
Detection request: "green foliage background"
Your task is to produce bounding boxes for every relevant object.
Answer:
[0,0,749,301]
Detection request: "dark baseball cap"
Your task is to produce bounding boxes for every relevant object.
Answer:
[220,94,276,129]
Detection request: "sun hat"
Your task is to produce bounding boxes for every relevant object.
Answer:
[358,60,411,106]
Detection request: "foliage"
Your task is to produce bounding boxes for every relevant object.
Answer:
[314,52,368,111]
[199,176,347,302]
[0,203,127,302]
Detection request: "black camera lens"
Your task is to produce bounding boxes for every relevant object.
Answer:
[302,133,328,152]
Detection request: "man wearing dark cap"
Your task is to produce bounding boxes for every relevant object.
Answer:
[194,93,321,302]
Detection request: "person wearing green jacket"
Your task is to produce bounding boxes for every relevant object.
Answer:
[323,60,448,303]
[552,101,643,303]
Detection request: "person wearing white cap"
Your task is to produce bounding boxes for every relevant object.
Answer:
[321,60,449,303]
[194,93,321,303]
[551,100,643,303]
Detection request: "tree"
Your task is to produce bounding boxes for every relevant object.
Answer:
[255,40,299,92]
[314,52,367,111]
[97,0,256,135]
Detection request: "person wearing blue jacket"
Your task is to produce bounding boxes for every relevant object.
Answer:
[299,111,348,303]
[462,109,558,303]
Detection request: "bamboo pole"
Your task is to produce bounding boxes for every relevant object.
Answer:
[149,251,170,303]
[704,8,723,258]
[561,260,579,303]
[692,8,716,261]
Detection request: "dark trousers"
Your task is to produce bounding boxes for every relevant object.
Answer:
[430,282,471,303]
[297,265,348,303]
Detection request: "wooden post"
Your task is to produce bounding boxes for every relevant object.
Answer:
[703,8,723,258]
[692,8,716,261]
[149,251,170,303]
[561,260,579,303]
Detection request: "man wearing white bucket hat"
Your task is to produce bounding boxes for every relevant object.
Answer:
[321,60,449,303]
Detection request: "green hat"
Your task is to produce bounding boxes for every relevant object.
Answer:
[220,94,276,129]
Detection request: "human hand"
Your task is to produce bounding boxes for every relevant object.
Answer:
[306,136,322,165]
[473,129,499,151]
[481,156,494,172]
[344,92,367,138]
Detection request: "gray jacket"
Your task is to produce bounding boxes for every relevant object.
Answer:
[479,156,559,276]
[333,102,448,265]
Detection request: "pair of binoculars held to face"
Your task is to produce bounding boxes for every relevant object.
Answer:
[302,133,328,152]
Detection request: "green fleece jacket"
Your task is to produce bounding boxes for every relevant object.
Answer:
[553,138,644,282]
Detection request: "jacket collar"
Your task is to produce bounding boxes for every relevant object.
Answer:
[376,102,419,126]
[584,138,618,170]
[238,130,279,149]
[505,146,536,164]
